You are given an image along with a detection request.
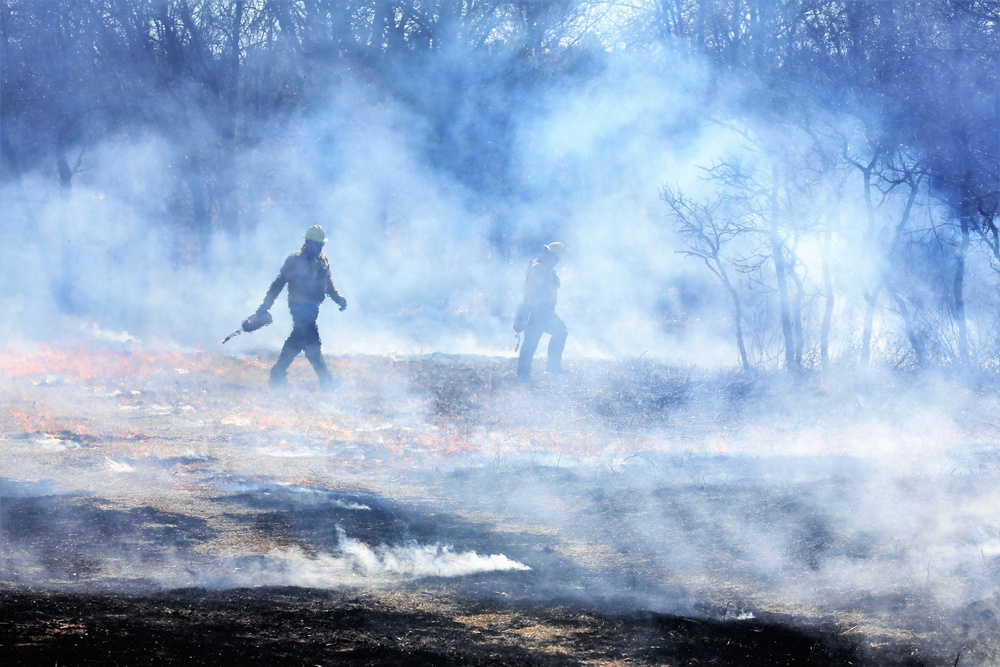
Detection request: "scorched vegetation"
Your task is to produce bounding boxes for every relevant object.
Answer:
[1,342,1000,664]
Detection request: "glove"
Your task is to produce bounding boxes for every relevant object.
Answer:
[338,300,348,312]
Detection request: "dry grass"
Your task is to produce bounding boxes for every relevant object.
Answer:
[1,341,999,664]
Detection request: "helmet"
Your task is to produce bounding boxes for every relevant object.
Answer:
[303,225,327,243]
[544,241,565,258]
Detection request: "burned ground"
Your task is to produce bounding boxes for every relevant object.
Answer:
[1,342,999,664]
[0,586,891,666]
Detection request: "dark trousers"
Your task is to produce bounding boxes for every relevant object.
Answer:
[517,309,567,378]
[270,302,333,386]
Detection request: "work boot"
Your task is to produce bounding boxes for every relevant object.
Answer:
[268,368,288,389]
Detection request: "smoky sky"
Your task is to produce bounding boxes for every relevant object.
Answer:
[0,49,711,362]
[1,6,998,373]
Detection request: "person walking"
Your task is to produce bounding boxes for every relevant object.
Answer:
[254,224,347,389]
[516,242,568,381]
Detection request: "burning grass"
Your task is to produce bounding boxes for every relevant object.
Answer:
[2,340,1000,664]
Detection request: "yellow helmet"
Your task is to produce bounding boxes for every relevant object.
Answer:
[544,241,565,258]
[303,224,327,243]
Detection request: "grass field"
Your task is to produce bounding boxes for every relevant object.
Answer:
[1,340,999,664]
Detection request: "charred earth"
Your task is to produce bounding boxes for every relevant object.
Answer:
[2,341,999,665]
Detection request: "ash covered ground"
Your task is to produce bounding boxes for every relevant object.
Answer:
[2,339,1000,665]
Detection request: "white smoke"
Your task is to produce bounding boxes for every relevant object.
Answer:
[335,526,531,578]
[221,528,531,589]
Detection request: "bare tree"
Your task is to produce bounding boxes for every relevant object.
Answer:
[662,184,751,371]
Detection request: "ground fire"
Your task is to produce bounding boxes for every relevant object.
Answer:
[2,339,999,665]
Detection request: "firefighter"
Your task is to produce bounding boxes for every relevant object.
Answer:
[517,241,568,381]
[254,224,347,389]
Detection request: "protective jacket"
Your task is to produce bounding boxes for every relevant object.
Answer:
[523,257,560,312]
[260,250,346,311]
[517,254,566,379]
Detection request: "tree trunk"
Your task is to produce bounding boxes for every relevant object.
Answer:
[372,0,403,53]
[56,129,73,191]
[787,241,805,367]
[219,0,244,241]
[718,261,750,371]
[888,169,922,364]
[769,177,797,370]
[860,285,878,365]
[954,196,971,367]
[182,154,212,271]
[820,225,834,369]
[889,291,925,367]
[858,154,878,365]
[770,231,795,369]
